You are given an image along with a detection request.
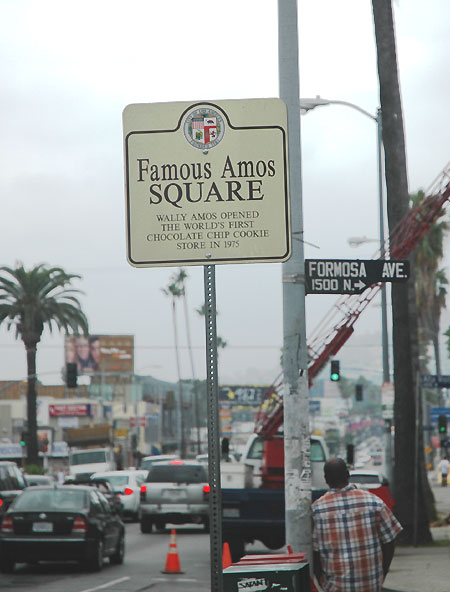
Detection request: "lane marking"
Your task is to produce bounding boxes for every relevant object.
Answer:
[79,576,130,592]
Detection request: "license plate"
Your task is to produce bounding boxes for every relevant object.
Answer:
[32,522,53,533]
[223,508,240,518]
[163,489,185,500]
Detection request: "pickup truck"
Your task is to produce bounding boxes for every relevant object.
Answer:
[68,447,116,480]
[222,434,329,561]
[140,460,210,533]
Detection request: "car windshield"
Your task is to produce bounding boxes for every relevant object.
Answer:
[310,440,326,462]
[101,475,129,488]
[147,464,207,484]
[13,488,88,511]
[70,451,107,465]
[350,474,381,485]
[0,465,26,490]
[140,457,174,471]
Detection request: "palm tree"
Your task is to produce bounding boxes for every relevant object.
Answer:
[372,0,432,542]
[162,274,185,457]
[413,190,449,376]
[0,263,88,465]
[172,268,202,455]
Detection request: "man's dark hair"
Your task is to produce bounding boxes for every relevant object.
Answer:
[324,457,350,488]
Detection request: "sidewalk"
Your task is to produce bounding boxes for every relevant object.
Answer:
[382,472,450,592]
[382,526,450,592]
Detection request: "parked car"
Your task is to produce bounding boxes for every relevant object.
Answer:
[139,454,179,472]
[0,485,125,573]
[0,461,27,521]
[349,469,394,509]
[91,470,148,521]
[140,460,210,533]
[25,474,56,487]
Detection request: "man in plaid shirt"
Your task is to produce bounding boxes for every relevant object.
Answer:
[312,458,402,592]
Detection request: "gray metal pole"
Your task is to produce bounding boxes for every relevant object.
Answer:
[203,265,222,592]
[377,109,390,384]
[278,0,311,556]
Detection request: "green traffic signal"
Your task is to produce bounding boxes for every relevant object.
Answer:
[20,430,29,447]
[438,414,447,433]
[330,360,340,381]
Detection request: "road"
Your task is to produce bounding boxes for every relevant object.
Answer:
[1,458,447,592]
[0,523,212,592]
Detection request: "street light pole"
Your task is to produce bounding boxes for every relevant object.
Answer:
[300,96,390,383]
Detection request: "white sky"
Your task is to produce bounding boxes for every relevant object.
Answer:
[1,0,449,387]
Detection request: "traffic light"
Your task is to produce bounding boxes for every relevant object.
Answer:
[66,362,78,388]
[355,384,363,401]
[20,430,29,447]
[330,360,340,381]
[438,414,448,435]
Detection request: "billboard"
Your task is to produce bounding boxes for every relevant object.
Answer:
[65,335,134,375]
[219,385,272,407]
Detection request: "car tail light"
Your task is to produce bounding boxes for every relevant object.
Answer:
[140,484,147,502]
[1,517,13,533]
[72,517,87,533]
[123,487,133,496]
[0,498,3,508]
[203,484,211,494]
[170,460,183,465]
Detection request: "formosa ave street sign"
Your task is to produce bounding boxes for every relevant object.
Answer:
[305,259,410,294]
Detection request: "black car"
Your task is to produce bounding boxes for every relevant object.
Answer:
[0,461,27,520]
[0,485,125,573]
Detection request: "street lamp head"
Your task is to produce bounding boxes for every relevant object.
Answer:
[347,236,379,247]
[299,95,330,113]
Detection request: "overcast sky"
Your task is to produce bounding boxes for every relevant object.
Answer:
[1,0,449,388]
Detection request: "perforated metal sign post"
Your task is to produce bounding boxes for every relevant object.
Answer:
[123,98,290,268]
[204,265,223,591]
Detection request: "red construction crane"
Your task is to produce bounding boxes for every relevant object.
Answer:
[255,162,450,488]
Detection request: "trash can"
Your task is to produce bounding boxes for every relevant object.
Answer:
[223,555,310,591]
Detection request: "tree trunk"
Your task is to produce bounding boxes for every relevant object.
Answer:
[171,300,185,458]
[372,0,432,543]
[25,344,39,466]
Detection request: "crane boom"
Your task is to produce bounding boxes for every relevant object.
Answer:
[256,162,450,444]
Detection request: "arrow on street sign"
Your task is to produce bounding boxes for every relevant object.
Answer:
[305,259,410,295]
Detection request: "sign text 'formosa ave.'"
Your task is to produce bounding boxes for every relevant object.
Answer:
[123,99,290,267]
[305,259,410,294]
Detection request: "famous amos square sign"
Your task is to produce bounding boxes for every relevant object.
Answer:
[123,99,290,267]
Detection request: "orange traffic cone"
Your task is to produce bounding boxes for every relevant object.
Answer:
[162,529,184,574]
[222,542,232,569]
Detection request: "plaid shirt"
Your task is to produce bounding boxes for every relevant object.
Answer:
[312,484,402,592]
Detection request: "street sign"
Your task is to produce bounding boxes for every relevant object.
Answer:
[421,374,450,388]
[430,407,450,423]
[305,259,410,294]
[130,416,147,428]
[309,400,321,413]
[123,99,290,267]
